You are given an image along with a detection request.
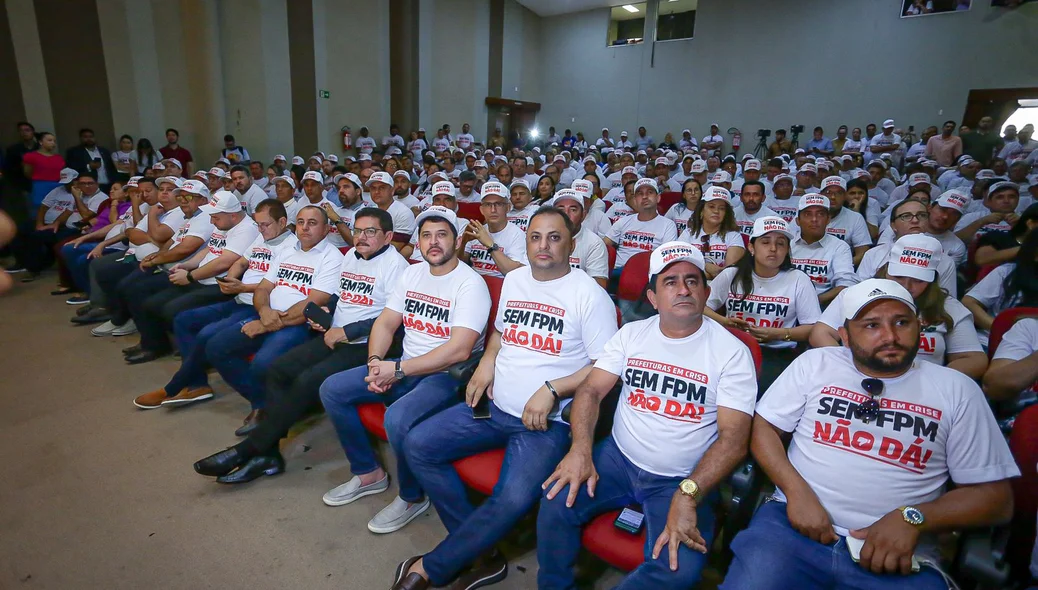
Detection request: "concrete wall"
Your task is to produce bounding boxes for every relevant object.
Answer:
[536,0,1038,143]
[422,0,491,141]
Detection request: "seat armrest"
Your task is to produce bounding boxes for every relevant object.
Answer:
[954,526,1011,589]
[448,353,484,386]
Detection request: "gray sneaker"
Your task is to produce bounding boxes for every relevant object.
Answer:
[91,320,119,336]
[322,475,389,507]
[367,496,430,534]
[111,320,137,336]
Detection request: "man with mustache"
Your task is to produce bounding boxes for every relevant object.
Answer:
[722,279,1018,589]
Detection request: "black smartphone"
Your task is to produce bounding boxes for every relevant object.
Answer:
[304,302,333,330]
[471,393,491,419]
[214,276,229,282]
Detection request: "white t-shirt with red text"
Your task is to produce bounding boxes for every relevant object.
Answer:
[196,217,259,285]
[608,214,678,269]
[706,267,821,349]
[824,207,872,248]
[492,266,618,421]
[262,238,343,311]
[756,346,1019,536]
[570,227,610,280]
[677,228,744,267]
[594,315,758,477]
[236,232,298,305]
[162,210,215,269]
[464,222,528,277]
[992,318,1038,407]
[332,245,410,344]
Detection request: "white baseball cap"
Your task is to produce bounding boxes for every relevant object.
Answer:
[798,193,830,211]
[326,154,339,163]
[199,189,242,214]
[622,166,639,177]
[773,173,794,185]
[208,167,228,179]
[193,170,208,181]
[473,160,488,168]
[620,131,628,137]
[750,216,794,240]
[152,162,166,171]
[415,205,459,231]
[935,189,969,213]
[987,181,1019,197]
[291,156,304,166]
[821,176,847,191]
[358,154,372,162]
[60,168,79,184]
[798,163,817,175]
[302,170,324,185]
[710,171,732,184]
[273,175,296,189]
[428,172,449,184]
[908,173,930,186]
[217,158,231,166]
[552,189,583,210]
[886,234,941,283]
[690,161,708,174]
[365,171,392,187]
[744,159,761,171]
[157,176,184,188]
[481,181,508,200]
[510,179,530,192]
[571,179,594,198]
[393,170,411,180]
[273,154,286,162]
[654,157,669,166]
[648,241,706,278]
[174,179,210,199]
[634,178,659,193]
[702,186,732,203]
[336,172,362,188]
[882,119,895,129]
[842,278,916,321]
[166,158,183,169]
[976,169,995,180]
[125,176,140,189]
[431,181,456,198]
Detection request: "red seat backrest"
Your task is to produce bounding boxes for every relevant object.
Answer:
[483,274,504,346]
[615,305,622,328]
[989,307,1038,360]
[740,233,750,249]
[725,325,763,376]
[616,252,651,302]
[658,191,683,215]
[606,243,617,273]
[457,202,484,224]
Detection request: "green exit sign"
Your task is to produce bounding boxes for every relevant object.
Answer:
[319,89,330,99]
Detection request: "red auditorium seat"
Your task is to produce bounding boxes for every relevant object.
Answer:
[606,243,617,273]
[453,448,505,495]
[616,252,651,304]
[457,202,484,223]
[657,191,683,215]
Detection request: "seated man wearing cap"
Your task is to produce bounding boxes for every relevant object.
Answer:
[297,170,352,251]
[710,170,733,193]
[318,206,490,535]
[793,164,818,196]
[538,241,757,589]
[857,199,958,297]
[975,202,1038,268]
[124,188,260,364]
[954,181,1020,244]
[133,199,297,409]
[321,172,367,244]
[230,164,268,215]
[9,168,85,280]
[571,178,612,238]
[460,181,527,277]
[553,189,610,289]
[734,181,778,236]
[95,178,215,342]
[367,170,417,250]
[818,182,872,266]
[193,207,409,482]
[607,180,638,225]
[392,207,618,590]
[603,178,678,278]
[766,174,798,223]
[915,190,969,266]
[403,182,468,262]
[937,157,979,192]
[722,279,1018,590]
[506,179,536,232]
[604,167,639,207]
[790,194,856,307]
[270,174,303,223]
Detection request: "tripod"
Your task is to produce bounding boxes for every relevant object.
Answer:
[753,135,768,160]
[790,129,801,153]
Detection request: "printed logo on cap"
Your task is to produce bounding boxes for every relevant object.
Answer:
[482,182,506,198]
[622,166,638,176]
[822,176,845,189]
[759,217,788,235]
[571,179,593,196]
[634,178,658,192]
[660,245,697,266]
[798,194,829,210]
[703,186,731,202]
[745,160,761,170]
[432,181,455,196]
[896,244,934,269]
[938,190,969,212]
[909,173,930,185]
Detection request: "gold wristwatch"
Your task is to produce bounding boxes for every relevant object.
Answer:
[678,478,701,501]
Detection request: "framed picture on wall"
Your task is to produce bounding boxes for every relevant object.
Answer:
[901,0,972,17]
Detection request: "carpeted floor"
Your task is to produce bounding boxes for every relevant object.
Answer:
[0,276,635,590]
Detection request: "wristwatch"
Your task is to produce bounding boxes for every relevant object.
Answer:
[900,506,925,527]
[394,359,405,381]
[678,478,701,501]
[487,243,501,254]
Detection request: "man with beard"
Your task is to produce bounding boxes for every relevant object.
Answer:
[721,279,1018,589]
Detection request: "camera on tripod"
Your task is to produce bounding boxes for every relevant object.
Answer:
[757,129,771,139]
[790,125,805,134]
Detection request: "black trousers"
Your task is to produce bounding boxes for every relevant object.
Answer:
[136,282,230,352]
[245,335,402,455]
[12,224,79,272]
[89,251,133,307]
[758,346,802,399]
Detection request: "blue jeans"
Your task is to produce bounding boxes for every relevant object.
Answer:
[59,242,120,293]
[536,437,717,590]
[407,402,571,585]
[318,366,459,503]
[204,315,312,410]
[163,300,255,395]
[720,501,950,590]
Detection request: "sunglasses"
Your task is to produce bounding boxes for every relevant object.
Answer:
[853,378,884,423]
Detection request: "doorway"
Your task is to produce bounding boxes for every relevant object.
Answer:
[962,87,1038,131]
[485,97,540,149]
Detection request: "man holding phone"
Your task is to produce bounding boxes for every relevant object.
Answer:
[722,279,1018,589]
[390,207,618,590]
[536,242,757,589]
[193,207,410,483]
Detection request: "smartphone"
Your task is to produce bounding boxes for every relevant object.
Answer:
[471,393,491,419]
[304,302,333,330]
[614,507,644,534]
[846,536,920,572]
[214,276,230,282]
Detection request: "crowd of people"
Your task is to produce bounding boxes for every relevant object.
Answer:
[1,115,1037,590]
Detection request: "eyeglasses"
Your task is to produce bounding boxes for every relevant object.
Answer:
[481,201,508,209]
[895,211,929,223]
[256,220,279,230]
[351,227,383,238]
[853,378,884,423]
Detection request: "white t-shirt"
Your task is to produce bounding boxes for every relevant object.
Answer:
[104,202,151,250]
[677,228,744,267]
[236,232,298,305]
[112,150,136,168]
[954,211,1012,240]
[665,203,693,235]
[595,315,758,477]
[824,207,872,248]
[382,134,405,149]
[607,201,635,224]
[385,260,491,360]
[384,200,417,240]
[355,136,377,155]
[506,206,535,233]
[40,187,76,224]
[757,346,1019,537]
[493,266,618,421]
[706,267,821,349]
[819,292,982,366]
[455,133,475,150]
[609,214,678,268]
[855,240,958,299]
[164,210,215,268]
[464,222,528,277]
[992,318,1038,406]
[790,234,857,295]
[308,197,351,249]
[195,216,259,285]
[240,184,268,216]
[570,226,610,280]
[65,191,109,228]
[583,207,613,238]
[262,238,343,311]
[130,208,183,260]
[964,263,1020,345]
[734,205,779,236]
[764,196,799,223]
[333,246,410,344]
[868,133,902,159]
[433,137,450,153]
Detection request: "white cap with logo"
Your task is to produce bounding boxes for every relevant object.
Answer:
[481,181,508,200]
[273,175,296,189]
[798,193,830,211]
[886,234,941,283]
[60,168,79,184]
[744,159,761,171]
[634,178,658,193]
[365,171,392,187]
[821,176,846,191]
[711,170,733,184]
[174,179,210,199]
[908,173,930,186]
[302,170,324,185]
[552,189,583,210]
[415,205,459,230]
[158,175,184,188]
[649,241,706,278]
[199,189,243,214]
[432,181,456,198]
[571,179,593,198]
[750,216,794,240]
[702,186,732,203]
[690,160,708,174]
[842,278,916,321]
[935,189,969,213]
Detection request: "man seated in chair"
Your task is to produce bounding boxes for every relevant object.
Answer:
[722,279,1019,589]
[389,207,618,589]
[536,241,758,589]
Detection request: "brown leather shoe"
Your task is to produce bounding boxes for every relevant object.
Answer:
[392,556,422,587]
[161,386,214,407]
[133,389,172,410]
[391,572,430,590]
[234,409,266,437]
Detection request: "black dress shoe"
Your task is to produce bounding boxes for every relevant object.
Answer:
[75,303,93,316]
[215,451,285,484]
[234,409,266,437]
[194,447,250,477]
[71,308,111,325]
[125,350,166,365]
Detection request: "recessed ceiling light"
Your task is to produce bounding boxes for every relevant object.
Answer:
[622,4,639,13]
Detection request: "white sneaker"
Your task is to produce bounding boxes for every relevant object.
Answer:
[322,475,390,507]
[111,320,137,336]
[367,496,430,534]
[91,320,119,336]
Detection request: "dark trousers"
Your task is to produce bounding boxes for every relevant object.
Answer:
[164,300,254,395]
[136,282,230,352]
[90,251,134,308]
[110,268,170,326]
[758,346,802,399]
[11,224,79,272]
